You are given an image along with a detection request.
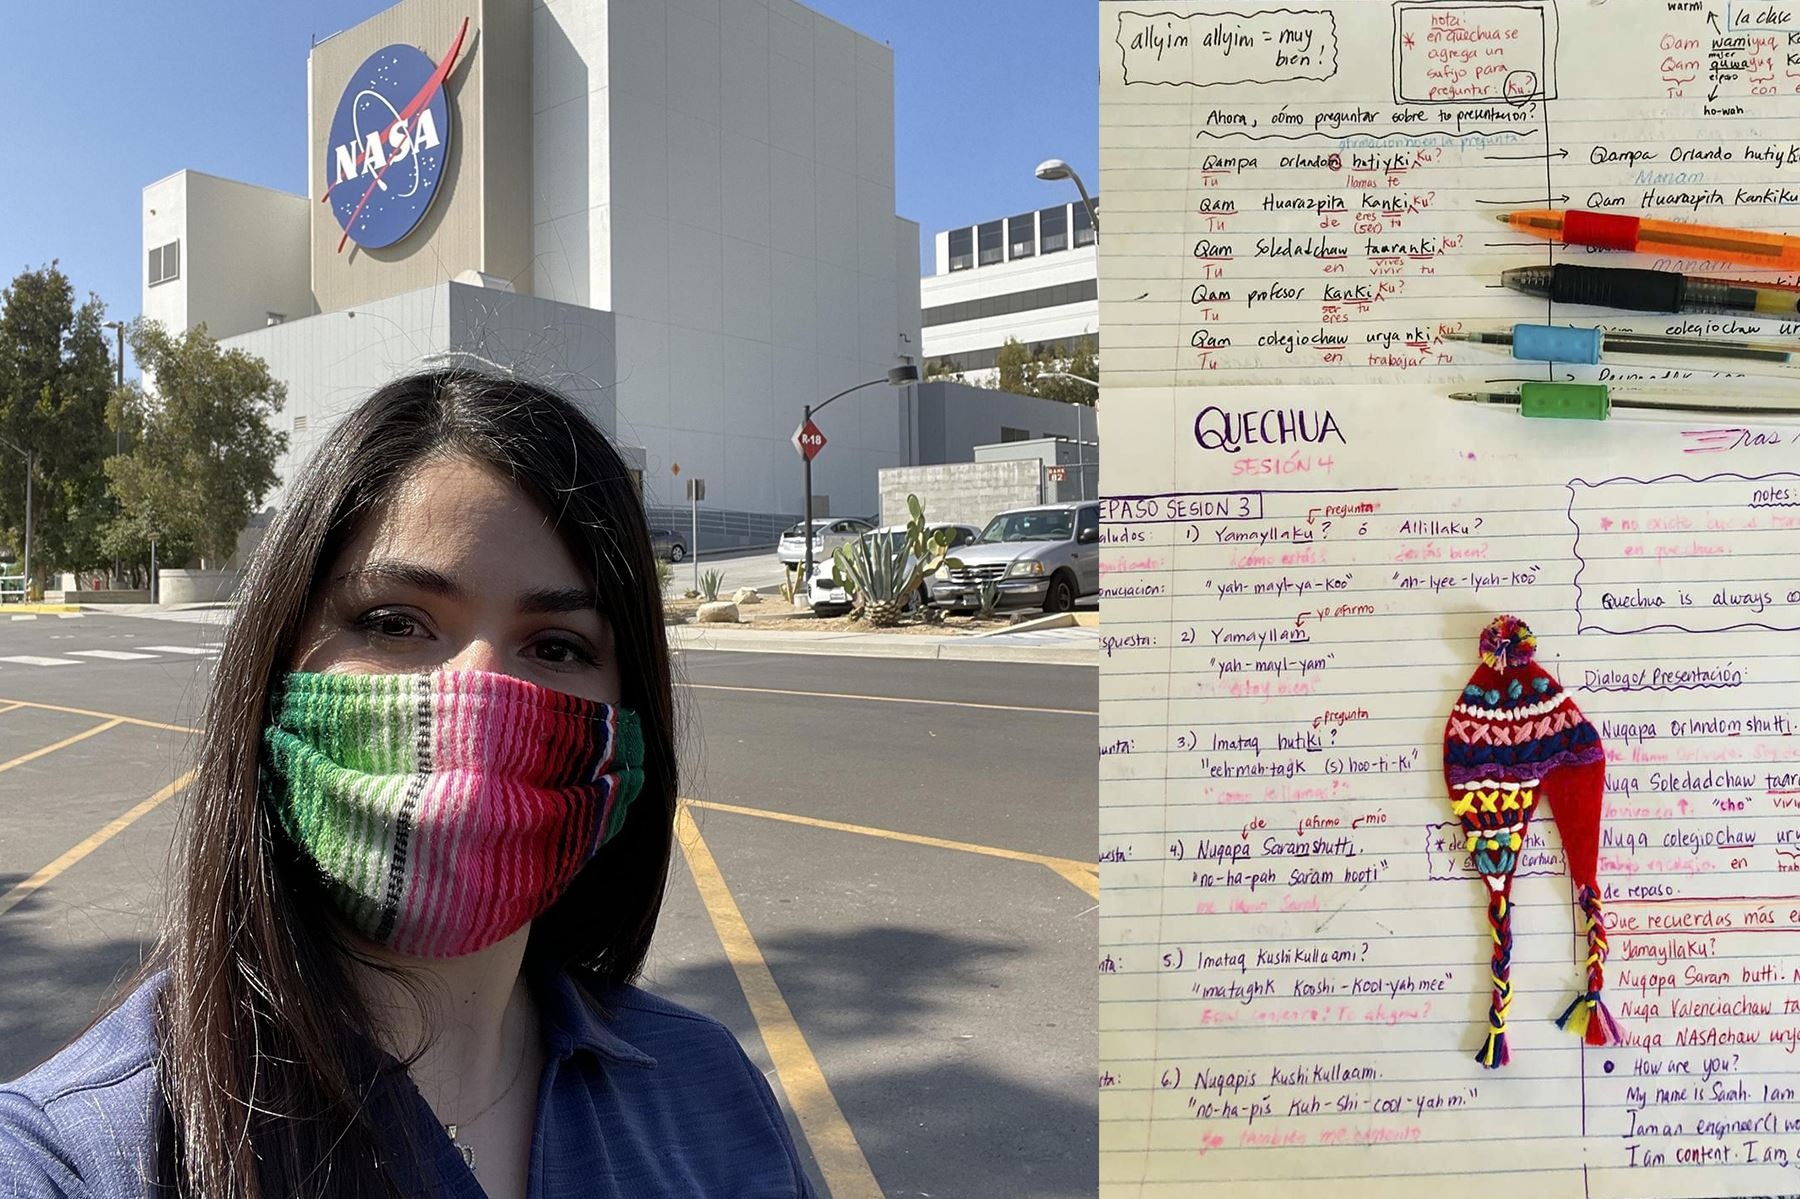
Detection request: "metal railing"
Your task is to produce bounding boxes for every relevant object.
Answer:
[0,573,25,602]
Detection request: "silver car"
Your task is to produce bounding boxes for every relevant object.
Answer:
[777,518,874,566]
[931,502,1100,614]
[809,523,982,616]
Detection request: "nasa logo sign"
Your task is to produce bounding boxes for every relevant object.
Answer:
[321,18,470,252]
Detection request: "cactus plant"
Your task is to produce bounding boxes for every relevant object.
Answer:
[831,494,953,627]
[699,569,725,602]
[975,573,1003,619]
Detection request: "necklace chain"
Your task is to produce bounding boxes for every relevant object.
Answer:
[443,1028,533,1174]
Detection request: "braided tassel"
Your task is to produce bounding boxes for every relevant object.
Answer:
[1557,884,1624,1046]
[1475,891,1513,1068]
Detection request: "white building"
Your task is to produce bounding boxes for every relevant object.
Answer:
[139,0,1085,547]
[920,198,1096,384]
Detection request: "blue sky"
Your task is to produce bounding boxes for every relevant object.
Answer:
[0,1,1096,368]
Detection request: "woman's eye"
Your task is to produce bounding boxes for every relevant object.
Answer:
[357,610,425,639]
[532,637,596,666]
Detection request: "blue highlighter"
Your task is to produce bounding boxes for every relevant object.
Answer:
[1445,323,1800,371]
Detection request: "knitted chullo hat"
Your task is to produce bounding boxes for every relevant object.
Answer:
[1442,616,1619,1068]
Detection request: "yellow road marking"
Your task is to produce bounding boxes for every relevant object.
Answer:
[0,771,195,920]
[674,805,884,1199]
[0,697,198,735]
[0,718,124,774]
[0,701,24,716]
[682,682,1093,718]
[686,798,1098,900]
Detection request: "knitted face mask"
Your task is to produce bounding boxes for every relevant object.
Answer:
[262,669,645,958]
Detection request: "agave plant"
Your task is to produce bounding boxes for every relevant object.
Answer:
[974,573,1004,619]
[699,568,725,602]
[831,494,954,627]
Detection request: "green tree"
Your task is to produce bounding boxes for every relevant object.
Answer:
[992,336,1032,393]
[104,319,288,572]
[1030,334,1099,407]
[0,263,117,589]
[924,356,966,382]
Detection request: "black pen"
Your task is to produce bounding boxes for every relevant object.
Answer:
[1502,263,1800,318]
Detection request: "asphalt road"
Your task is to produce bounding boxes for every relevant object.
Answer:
[0,610,1098,1198]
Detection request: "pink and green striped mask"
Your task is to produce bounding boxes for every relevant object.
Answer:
[262,669,645,958]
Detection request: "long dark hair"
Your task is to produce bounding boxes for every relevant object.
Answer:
[126,368,677,1196]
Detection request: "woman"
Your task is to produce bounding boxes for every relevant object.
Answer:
[0,369,815,1198]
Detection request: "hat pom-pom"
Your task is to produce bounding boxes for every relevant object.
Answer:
[1479,615,1537,668]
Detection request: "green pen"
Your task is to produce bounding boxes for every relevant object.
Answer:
[1449,381,1800,419]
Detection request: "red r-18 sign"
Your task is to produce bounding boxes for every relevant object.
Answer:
[792,418,827,461]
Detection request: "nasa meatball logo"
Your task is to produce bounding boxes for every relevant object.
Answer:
[321,18,470,252]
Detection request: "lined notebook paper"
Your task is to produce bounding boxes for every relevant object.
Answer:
[1096,386,1800,1196]
[1097,0,1800,1193]
[1100,0,1800,388]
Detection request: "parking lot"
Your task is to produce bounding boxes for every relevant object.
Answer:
[0,609,1097,1197]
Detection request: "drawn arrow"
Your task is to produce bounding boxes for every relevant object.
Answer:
[1708,80,1721,101]
[1707,10,1722,33]
[1482,149,1569,161]
[1472,194,1570,205]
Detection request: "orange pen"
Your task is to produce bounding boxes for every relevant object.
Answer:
[1500,208,1800,271]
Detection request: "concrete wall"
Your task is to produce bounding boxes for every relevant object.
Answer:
[141,172,315,343]
[221,280,622,508]
[878,458,1044,530]
[974,435,1098,505]
[309,0,534,313]
[530,0,611,308]
[599,0,909,519]
[141,174,188,336]
[913,381,1090,465]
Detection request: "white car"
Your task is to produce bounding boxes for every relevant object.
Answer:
[807,523,982,616]
[777,518,873,566]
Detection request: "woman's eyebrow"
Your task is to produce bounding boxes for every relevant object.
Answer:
[335,563,595,615]
[336,561,465,598]
[519,586,600,615]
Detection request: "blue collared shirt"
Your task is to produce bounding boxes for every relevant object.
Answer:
[0,967,815,1197]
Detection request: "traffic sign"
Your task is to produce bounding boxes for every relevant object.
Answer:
[685,478,706,503]
[792,418,827,461]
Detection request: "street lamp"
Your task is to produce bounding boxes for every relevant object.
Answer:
[0,433,34,598]
[1035,158,1098,237]
[1037,371,1097,501]
[104,320,126,588]
[798,356,920,584]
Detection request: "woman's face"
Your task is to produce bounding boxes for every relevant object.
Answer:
[290,453,622,704]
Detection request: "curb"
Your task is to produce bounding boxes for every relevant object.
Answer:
[667,625,1094,667]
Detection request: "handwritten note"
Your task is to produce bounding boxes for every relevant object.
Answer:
[1100,0,1800,387]
[1095,386,1800,1196]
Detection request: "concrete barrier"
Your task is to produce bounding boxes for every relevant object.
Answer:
[158,569,242,606]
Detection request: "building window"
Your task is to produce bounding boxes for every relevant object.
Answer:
[1040,204,1068,253]
[293,415,309,432]
[977,220,1004,267]
[948,227,974,272]
[1072,202,1095,247]
[1000,426,1030,443]
[921,277,1099,327]
[1008,213,1036,260]
[148,239,181,286]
